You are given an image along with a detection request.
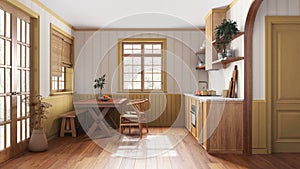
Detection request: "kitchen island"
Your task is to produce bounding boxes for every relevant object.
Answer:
[184,93,244,154]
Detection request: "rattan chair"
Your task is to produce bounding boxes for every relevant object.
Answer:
[119,98,149,138]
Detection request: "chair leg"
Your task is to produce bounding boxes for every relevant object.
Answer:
[146,123,149,133]
[139,123,143,139]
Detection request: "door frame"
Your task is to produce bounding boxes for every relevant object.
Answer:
[265,16,300,153]
[0,0,40,163]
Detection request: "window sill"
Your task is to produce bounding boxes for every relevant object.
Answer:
[50,91,74,96]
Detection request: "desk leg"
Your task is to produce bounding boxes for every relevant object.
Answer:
[87,108,112,138]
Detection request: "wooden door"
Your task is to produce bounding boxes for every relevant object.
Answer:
[0,2,31,162]
[271,22,300,152]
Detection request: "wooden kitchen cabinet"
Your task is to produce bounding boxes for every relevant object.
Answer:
[185,95,201,140]
[185,94,244,154]
[205,9,226,70]
[202,101,243,154]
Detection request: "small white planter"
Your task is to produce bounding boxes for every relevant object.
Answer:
[28,128,48,152]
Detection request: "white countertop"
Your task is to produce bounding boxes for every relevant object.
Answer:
[184,93,244,102]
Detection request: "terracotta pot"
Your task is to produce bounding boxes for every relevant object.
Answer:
[28,128,48,152]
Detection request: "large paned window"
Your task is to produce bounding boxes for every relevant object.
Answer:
[120,39,166,92]
[50,25,73,94]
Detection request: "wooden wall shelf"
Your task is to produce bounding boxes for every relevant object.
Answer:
[212,56,244,68]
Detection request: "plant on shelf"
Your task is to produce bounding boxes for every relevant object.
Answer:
[94,74,106,100]
[215,19,239,58]
[23,95,52,152]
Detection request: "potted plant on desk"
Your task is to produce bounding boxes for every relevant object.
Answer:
[94,74,106,100]
[24,95,52,152]
[215,19,239,58]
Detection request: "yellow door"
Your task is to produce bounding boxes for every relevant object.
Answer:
[271,21,300,152]
[0,2,31,162]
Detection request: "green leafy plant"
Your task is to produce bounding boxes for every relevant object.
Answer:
[94,74,106,90]
[215,19,239,57]
[23,95,52,129]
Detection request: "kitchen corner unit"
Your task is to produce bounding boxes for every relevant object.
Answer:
[184,94,244,154]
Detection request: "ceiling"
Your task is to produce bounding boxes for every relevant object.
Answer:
[38,0,233,29]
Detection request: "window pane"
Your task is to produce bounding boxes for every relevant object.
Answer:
[132,50,141,54]
[22,119,26,141]
[17,121,20,143]
[132,57,141,65]
[133,82,141,89]
[144,82,152,89]
[26,23,30,44]
[0,97,4,122]
[153,49,161,54]
[153,74,161,81]
[144,44,152,49]
[26,47,30,67]
[0,68,4,93]
[123,57,132,65]
[123,74,132,81]
[0,125,4,150]
[6,69,10,92]
[153,82,161,89]
[0,9,4,36]
[144,74,152,81]
[0,39,4,65]
[6,13,11,38]
[6,123,10,148]
[144,57,152,65]
[153,44,161,49]
[132,74,141,81]
[153,66,161,73]
[22,71,25,92]
[144,66,152,73]
[123,82,132,89]
[133,66,141,73]
[17,44,21,67]
[16,70,20,92]
[22,45,26,67]
[133,44,141,49]
[17,96,20,118]
[144,50,152,54]
[26,71,29,92]
[124,66,132,73]
[26,119,30,139]
[6,41,11,65]
[22,95,25,117]
[123,44,132,50]
[6,96,10,120]
[153,57,161,65]
[21,20,26,43]
[124,50,132,54]
[17,18,20,42]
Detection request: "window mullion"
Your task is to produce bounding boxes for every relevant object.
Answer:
[141,43,144,91]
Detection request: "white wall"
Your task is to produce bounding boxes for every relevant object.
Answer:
[74,30,206,94]
[17,0,73,97]
[253,0,300,100]
[207,0,253,97]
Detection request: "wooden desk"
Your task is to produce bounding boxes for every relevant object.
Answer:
[73,98,127,138]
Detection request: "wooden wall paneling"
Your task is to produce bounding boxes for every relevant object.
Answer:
[252,100,267,154]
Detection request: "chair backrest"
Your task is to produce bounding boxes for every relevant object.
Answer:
[127,98,149,113]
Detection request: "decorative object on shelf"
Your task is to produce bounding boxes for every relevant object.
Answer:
[227,65,238,98]
[215,19,239,58]
[226,49,233,57]
[23,95,52,152]
[94,74,106,100]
